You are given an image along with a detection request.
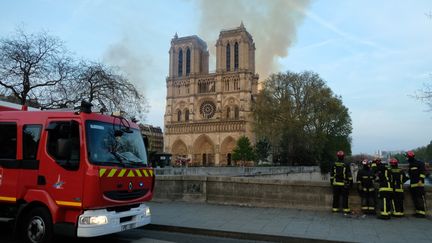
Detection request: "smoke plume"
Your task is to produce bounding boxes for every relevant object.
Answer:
[103,36,149,92]
[197,0,310,80]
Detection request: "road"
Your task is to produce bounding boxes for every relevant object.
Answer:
[0,223,266,243]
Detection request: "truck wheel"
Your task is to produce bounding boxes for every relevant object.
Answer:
[20,207,53,243]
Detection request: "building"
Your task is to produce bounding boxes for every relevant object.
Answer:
[164,23,259,166]
[139,124,164,154]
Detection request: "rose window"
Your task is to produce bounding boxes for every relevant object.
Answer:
[200,101,216,119]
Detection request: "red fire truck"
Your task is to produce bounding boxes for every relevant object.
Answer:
[0,101,154,243]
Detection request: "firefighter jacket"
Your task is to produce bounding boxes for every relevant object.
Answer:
[331,161,353,187]
[408,159,426,188]
[357,166,375,192]
[376,164,392,192]
[390,166,408,193]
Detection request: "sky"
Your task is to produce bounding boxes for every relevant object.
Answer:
[1,0,432,155]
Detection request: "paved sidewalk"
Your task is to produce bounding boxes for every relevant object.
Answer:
[146,201,432,243]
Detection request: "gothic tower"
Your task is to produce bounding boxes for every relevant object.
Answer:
[164,24,258,166]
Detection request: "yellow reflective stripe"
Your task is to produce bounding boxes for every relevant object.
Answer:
[395,189,404,192]
[379,187,393,192]
[343,208,351,212]
[118,169,127,177]
[0,196,16,202]
[411,183,424,188]
[410,167,418,170]
[149,170,154,176]
[383,198,387,214]
[393,212,404,216]
[332,208,339,212]
[368,207,375,210]
[392,200,396,213]
[142,169,149,177]
[107,169,117,177]
[135,169,142,177]
[416,210,426,215]
[333,182,344,186]
[420,174,426,178]
[361,206,368,210]
[56,200,82,207]
[99,168,107,177]
[127,170,135,177]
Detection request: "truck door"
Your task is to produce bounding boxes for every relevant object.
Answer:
[0,122,18,203]
[39,120,84,208]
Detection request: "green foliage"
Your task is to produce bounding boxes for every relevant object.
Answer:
[255,138,271,162]
[253,71,352,165]
[320,160,332,174]
[413,141,432,162]
[232,136,256,164]
[389,141,432,163]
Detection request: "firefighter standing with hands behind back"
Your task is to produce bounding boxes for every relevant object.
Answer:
[330,150,353,214]
[389,158,408,217]
[357,159,376,214]
[406,151,427,217]
[376,158,392,219]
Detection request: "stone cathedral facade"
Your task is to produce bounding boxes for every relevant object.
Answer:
[164,24,259,166]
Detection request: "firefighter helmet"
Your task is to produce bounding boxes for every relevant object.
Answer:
[406,151,415,158]
[336,150,345,159]
[389,158,398,166]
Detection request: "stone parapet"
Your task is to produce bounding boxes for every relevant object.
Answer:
[153,175,432,213]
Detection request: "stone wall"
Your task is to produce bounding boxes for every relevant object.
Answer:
[153,175,432,213]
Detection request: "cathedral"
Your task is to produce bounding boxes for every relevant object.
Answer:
[164,23,259,166]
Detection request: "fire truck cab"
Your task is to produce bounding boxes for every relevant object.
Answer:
[0,102,154,243]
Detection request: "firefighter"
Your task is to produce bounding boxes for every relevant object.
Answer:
[389,158,408,216]
[330,150,353,214]
[357,159,376,214]
[406,151,427,217]
[376,159,392,219]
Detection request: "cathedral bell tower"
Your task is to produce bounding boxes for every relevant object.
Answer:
[164,23,258,167]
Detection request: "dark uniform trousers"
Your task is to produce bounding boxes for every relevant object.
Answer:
[332,186,350,213]
[409,160,427,217]
[410,186,426,216]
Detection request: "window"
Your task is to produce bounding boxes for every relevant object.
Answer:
[23,125,42,160]
[186,48,191,75]
[234,42,239,70]
[177,110,182,122]
[0,123,17,159]
[226,44,231,71]
[226,107,231,119]
[86,121,148,166]
[234,106,240,119]
[47,121,80,170]
[178,49,183,77]
[185,109,190,121]
[224,80,230,91]
[234,80,240,90]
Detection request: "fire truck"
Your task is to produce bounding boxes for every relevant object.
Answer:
[0,101,154,243]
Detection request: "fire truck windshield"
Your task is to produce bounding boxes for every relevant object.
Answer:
[86,120,148,167]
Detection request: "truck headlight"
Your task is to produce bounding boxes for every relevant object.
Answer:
[79,215,108,225]
[145,207,151,217]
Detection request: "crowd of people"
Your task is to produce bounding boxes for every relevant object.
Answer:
[330,150,427,219]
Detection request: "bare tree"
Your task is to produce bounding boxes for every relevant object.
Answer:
[43,60,148,120]
[415,82,432,111]
[0,28,73,106]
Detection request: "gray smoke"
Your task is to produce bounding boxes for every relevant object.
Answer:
[197,0,311,80]
[103,36,149,91]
